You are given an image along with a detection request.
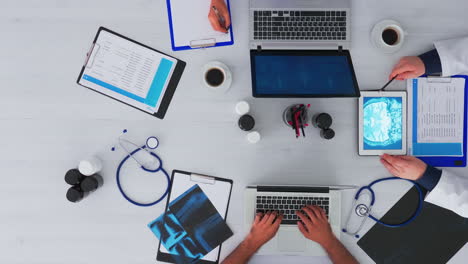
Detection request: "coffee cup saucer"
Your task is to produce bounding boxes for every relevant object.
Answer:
[201,61,232,94]
[371,20,406,54]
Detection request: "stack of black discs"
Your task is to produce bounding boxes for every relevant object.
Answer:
[65,169,103,203]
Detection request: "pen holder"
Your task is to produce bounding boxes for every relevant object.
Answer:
[283,104,309,127]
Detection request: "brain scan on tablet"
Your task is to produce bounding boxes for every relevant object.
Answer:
[359,92,407,155]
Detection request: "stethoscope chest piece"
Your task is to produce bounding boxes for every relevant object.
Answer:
[355,204,369,217]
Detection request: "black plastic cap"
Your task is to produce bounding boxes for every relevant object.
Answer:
[321,128,335,140]
[315,113,333,129]
[80,177,99,192]
[66,187,84,203]
[238,115,255,131]
[65,169,85,185]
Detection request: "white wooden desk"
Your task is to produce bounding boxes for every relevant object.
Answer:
[0,0,467,263]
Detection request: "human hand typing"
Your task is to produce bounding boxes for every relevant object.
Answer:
[244,211,283,249]
[296,205,336,248]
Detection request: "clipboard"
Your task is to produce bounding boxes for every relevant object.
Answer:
[77,27,186,119]
[166,0,234,51]
[156,170,233,264]
[407,75,468,167]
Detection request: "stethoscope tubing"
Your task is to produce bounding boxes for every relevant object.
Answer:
[343,176,424,237]
[116,146,171,207]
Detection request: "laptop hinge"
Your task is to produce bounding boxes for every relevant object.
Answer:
[257,45,262,52]
[257,186,329,193]
[338,46,343,52]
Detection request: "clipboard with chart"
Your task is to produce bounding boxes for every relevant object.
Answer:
[166,0,234,51]
[77,27,186,119]
[407,75,468,167]
[156,170,233,264]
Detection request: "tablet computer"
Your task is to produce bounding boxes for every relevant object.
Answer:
[77,27,186,119]
[358,91,407,155]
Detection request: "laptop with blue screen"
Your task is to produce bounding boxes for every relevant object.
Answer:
[249,0,360,98]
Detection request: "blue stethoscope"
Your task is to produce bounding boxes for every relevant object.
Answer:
[342,177,424,238]
[113,130,171,207]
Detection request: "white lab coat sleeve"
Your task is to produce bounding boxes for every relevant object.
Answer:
[424,170,468,218]
[434,36,468,77]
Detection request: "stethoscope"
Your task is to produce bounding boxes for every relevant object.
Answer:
[342,177,424,238]
[113,130,171,207]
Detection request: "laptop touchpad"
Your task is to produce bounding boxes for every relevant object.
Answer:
[277,229,306,252]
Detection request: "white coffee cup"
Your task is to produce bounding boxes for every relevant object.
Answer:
[371,20,406,53]
[202,61,232,93]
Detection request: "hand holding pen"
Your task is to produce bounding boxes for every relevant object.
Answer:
[209,0,231,33]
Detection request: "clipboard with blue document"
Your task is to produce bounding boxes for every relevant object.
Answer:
[77,27,186,119]
[156,170,233,264]
[166,0,234,51]
[407,75,468,167]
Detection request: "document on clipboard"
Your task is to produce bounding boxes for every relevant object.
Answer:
[156,170,233,264]
[77,27,186,119]
[408,77,466,157]
[166,0,234,51]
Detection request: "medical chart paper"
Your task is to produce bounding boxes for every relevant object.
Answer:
[80,30,177,114]
[409,78,465,156]
[168,0,232,49]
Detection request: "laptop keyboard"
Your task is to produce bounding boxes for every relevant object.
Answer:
[256,195,329,225]
[253,10,347,41]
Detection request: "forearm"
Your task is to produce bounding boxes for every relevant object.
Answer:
[322,237,359,264]
[222,237,261,264]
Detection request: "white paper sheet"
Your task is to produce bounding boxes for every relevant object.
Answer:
[416,78,465,143]
[169,0,232,48]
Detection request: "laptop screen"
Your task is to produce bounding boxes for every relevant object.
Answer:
[250,50,360,97]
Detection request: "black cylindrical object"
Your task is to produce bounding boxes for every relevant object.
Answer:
[321,128,335,140]
[314,113,333,129]
[65,169,86,185]
[80,174,104,192]
[66,186,86,203]
[238,115,255,131]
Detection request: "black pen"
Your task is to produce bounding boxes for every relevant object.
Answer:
[379,75,398,91]
[212,6,229,32]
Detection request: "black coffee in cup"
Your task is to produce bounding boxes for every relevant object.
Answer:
[205,68,225,87]
[382,28,399,46]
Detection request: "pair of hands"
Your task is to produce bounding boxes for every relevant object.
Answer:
[244,154,427,250]
[208,0,231,33]
[245,206,335,250]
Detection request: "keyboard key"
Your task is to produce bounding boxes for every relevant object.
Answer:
[281,219,297,225]
[341,11,346,16]
[301,11,325,16]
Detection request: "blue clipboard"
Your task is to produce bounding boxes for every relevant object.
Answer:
[166,0,234,51]
[410,75,468,167]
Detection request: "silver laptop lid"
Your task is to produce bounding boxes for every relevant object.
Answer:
[250,0,351,50]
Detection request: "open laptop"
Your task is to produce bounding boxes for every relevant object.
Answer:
[245,184,352,256]
[249,0,360,98]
